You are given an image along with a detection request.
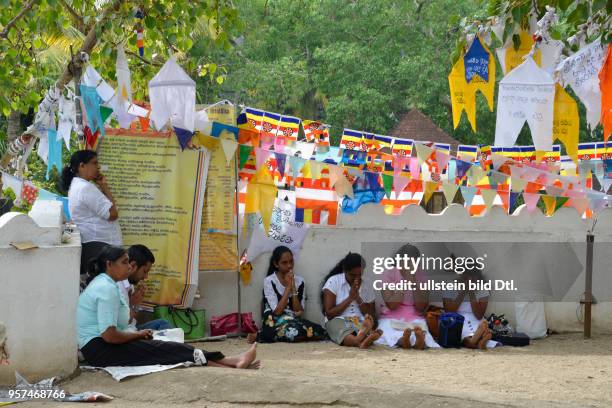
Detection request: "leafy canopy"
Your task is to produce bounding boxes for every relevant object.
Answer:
[0,0,241,117]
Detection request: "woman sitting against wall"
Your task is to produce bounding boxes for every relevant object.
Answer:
[78,245,260,368]
[375,244,440,350]
[248,246,325,343]
[321,252,382,348]
[442,266,499,349]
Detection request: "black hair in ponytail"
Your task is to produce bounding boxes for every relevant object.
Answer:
[85,245,127,285]
[320,252,366,312]
[266,245,293,276]
[60,150,97,194]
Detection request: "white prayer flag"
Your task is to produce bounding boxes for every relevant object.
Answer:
[555,39,606,129]
[149,57,196,132]
[495,57,555,151]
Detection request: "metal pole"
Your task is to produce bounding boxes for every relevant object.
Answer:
[235,144,243,337]
[230,100,243,338]
[584,233,594,338]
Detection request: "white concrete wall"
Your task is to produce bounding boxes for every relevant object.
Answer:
[196,204,612,335]
[0,212,81,386]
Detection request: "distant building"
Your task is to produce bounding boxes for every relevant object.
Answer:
[390,108,460,151]
[390,109,462,213]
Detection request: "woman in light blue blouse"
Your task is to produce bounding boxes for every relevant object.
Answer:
[77,246,259,368]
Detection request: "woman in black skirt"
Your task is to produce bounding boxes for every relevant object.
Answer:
[77,246,259,368]
[247,246,326,343]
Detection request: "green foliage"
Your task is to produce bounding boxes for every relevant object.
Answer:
[0,0,240,190]
[1,186,30,213]
[0,0,240,119]
[193,0,482,144]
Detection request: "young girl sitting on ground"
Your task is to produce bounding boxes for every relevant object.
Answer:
[375,244,440,350]
[248,246,326,343]
[321,252,382,348]
[442,268,499,349]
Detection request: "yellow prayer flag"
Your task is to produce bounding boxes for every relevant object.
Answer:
[505,31,542,73]
[553,84,580,164]
[245,175,277,232]
[423,181,439,204]
[541,195,556,216]
[193,133,219,150]
[448,43,495,132]
[449,57,477,131]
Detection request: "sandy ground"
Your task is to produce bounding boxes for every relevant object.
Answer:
[17,333,612,408]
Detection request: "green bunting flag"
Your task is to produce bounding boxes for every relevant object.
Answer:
[382,173,393,199]
[100,106,113,123]
[239,144,253,170]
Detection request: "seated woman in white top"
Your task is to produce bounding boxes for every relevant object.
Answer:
[61,150,122,284]
[247,246,325,343]
[442,269,499,349]
[321,252,382,349]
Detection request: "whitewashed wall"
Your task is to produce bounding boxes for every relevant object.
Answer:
[195,204,612,334]
[0,212,81,385]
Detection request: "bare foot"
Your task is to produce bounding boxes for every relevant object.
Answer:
[362,315,374,333]
[413,327,426,350]
[236,343,258,369]
[248,360,261,369]
[246,332,257,344]
[478,330,492,350]
[471,320,489,343]
[398,328,412,349]
[463,321,488,349]
[360,329,383,349]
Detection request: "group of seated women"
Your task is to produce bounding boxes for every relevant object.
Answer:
[249,244,497,350]
[76,242,495,371]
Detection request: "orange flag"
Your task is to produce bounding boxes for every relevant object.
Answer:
[599,43,612,142]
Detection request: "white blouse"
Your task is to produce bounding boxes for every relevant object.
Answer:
[322,273,374,321]
[68,177,122,245]
[263,273,306,314]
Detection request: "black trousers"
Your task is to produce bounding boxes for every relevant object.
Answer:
[81,337,224,367]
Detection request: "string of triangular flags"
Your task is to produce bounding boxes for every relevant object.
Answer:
[449,28,612,154]
[23,39,612,230]
[192,114,612,229]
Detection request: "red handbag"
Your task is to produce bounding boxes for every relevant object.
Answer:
[210,312,258,336]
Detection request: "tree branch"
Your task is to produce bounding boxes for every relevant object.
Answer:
[56,0,126,90]
[58,0,86,34]
[0,0,39,39]
[125,49,162,66]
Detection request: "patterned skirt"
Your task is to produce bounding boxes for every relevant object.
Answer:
[256,310,326,343]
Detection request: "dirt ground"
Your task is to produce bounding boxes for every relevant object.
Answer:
[18,332,612,408]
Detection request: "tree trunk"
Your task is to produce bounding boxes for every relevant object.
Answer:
[6,111,21,142]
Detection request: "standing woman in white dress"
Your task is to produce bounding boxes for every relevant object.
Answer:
[61,150,122,285]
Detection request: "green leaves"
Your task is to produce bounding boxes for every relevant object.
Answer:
[567,2,588,25]
[0,0,241,176]
[557,0,573,11]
